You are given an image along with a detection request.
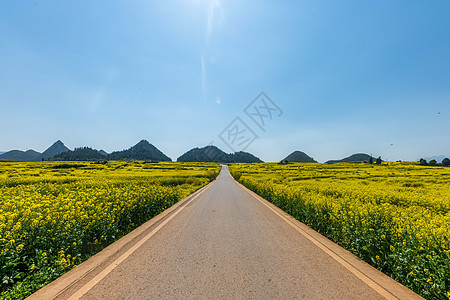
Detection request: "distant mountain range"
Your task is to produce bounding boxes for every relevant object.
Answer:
[1,141,448,164]
[52,140,172,162]
[0,140,70,162]
[0,150,41,161]
[281,151,317,163]
[325,153,374,164]
[177,146,263,163]
[0,140,171,162]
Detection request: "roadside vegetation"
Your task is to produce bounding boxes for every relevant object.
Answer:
[229,162,450,300]
[0,161,219,299]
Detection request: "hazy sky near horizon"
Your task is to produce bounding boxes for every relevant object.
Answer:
[1,1,449,162]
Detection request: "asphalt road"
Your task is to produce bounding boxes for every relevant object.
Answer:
[29,165,422,300]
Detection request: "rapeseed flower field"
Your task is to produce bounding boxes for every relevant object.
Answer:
[230,162,449,300]
[0,161,219,299]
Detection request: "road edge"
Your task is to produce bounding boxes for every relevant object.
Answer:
[26,178,217,300]
[232,176,424,300]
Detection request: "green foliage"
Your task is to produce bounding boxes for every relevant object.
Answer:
[443,158,450,167]
[419,158,428,166]
[52,147,105,161]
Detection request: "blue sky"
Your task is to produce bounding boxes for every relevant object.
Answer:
[1,1,449,162]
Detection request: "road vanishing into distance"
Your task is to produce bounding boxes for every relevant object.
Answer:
[29,166,422,300]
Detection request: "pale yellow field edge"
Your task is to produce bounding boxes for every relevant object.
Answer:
[241,185,398,300]
[66,182,213,300]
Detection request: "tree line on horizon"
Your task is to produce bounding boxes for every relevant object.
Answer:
[419,157,450,167]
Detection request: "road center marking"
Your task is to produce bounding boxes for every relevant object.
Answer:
[67,183,213,300]
[239,181,397,300]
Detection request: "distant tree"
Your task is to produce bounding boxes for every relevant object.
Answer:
[429,159,437,166]
[369,156,373,164]
[375,156,382,165]
[53,147,106,161]
[442,158,450,167]
[419,158,428,166]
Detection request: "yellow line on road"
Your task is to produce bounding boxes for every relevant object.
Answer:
[242,186,397,300]
[67,183,212,300]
